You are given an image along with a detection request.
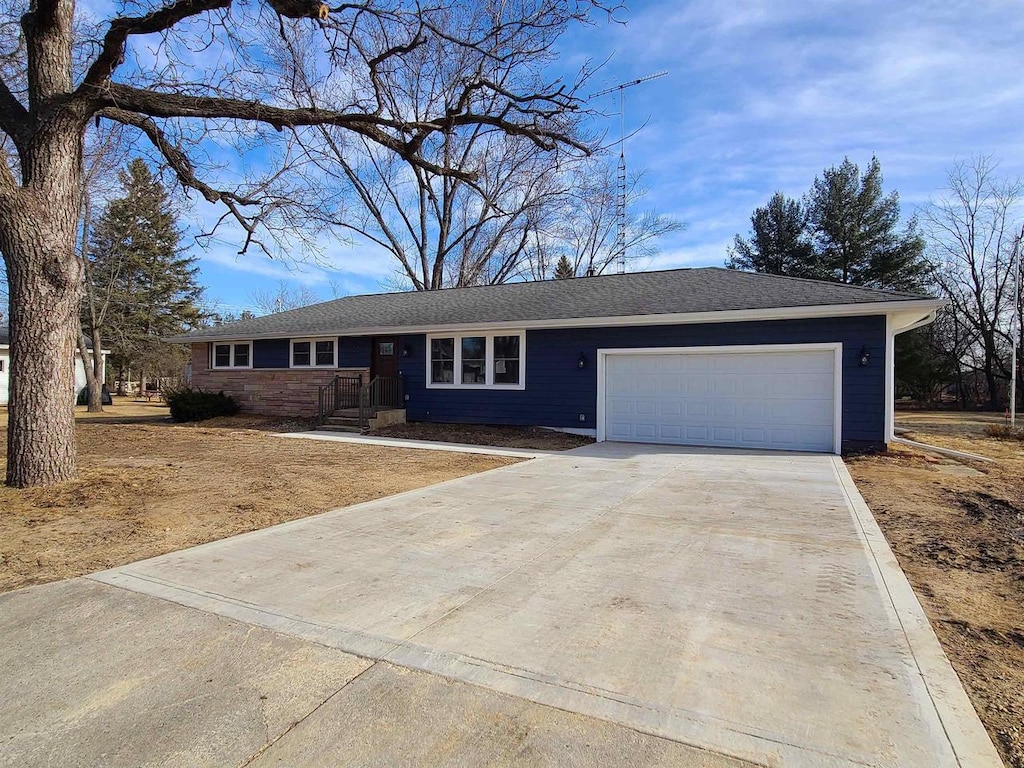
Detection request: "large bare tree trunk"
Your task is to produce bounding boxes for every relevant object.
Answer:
[0,115,85,485]
[0,0,86,486]
[1,206,83,486]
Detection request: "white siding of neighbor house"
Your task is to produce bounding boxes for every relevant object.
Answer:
[0,350,104,407]
[74,355,88,398]
[0,350,8,406]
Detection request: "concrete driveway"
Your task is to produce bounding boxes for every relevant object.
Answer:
[0,443,1000,767]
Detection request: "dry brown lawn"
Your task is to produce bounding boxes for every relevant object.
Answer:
[848,411,1023,768]
[0,396,173,429]
[0,405,515,594]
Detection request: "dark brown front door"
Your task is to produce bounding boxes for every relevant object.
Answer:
[371,337,399,379]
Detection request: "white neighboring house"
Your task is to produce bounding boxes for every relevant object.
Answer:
[0,326,109,407]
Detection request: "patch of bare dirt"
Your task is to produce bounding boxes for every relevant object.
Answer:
[370,422,594,450]
[0,418,515,594]
[849,412,1024,767]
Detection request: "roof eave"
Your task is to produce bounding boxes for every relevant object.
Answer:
[164,298,946,344]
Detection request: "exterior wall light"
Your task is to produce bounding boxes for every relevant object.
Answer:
[401,343,412,358]
[577,352,587,369]
[859,346,870,366]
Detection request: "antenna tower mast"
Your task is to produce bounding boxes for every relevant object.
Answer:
[591,71,668,273]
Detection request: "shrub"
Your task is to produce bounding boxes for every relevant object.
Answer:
[984,424,1024,441]
[164,388,240,422]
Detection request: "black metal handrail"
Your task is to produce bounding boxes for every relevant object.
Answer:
[335,375,361,409]
[315,375,362,425]
[358,375,404,429]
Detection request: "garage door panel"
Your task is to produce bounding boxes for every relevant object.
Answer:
[634,401,656,417]
[658,425,682,440]
[741,401,769,420]
[608,399,634,417]
[683,376,709,395]
[711,426,737,443]
[712,402,737,419]
[771,373,833,397]
[685,425,709,441]
[771,399,832,423]
[741,427,767,443]
[634,423,657,439]
[661,377,684,395]
[660,401,683,417]
[603,349,836,453]
[686,402,708,417]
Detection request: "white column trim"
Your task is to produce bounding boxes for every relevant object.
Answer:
[884,314,895,444]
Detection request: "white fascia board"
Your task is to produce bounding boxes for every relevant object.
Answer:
[164,299,946,344]
[891,308,939,334]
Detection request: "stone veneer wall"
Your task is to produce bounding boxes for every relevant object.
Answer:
[189,343,369,418]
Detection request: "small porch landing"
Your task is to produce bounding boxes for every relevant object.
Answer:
[315,373,406,433]
[317,407,406,434]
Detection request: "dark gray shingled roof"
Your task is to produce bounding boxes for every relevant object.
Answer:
[172,267,937,341]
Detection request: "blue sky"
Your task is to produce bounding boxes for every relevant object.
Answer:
[193,0,1024,314]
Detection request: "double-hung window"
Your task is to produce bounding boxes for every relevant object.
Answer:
[291,338,337,368]
[430,338,455,384]
[212,341,252,369]
[461,337,486,384]
[427,332,525,389]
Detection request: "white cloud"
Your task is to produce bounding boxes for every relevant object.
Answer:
[198,242,332,286]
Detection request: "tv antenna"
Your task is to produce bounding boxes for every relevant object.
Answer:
[591,70,668,273]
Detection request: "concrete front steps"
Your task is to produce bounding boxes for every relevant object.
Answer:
[315,408,406,433]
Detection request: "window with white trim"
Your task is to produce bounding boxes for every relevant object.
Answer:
[291,338,337,368]
[211,341,252,369]
[427,332,525,389]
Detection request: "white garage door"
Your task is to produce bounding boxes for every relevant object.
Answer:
[601,346,839,453]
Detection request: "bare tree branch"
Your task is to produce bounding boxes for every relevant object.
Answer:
[79,0,233,90]
[0,76,26,145]
[99,106,258,206]
[93,84,585,166]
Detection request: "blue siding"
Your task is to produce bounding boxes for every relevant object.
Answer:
[398,316,887,448]
[339,336,372,368]
[252,337,371,369]
[253,338,290,368]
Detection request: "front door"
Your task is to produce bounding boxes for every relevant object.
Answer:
[371,337,399,379]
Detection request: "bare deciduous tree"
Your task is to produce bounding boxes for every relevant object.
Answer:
[924,156,1022,409]
[281,0,588,290]
[527,162,684,278]
[250,280,322,314]
[78,120,132,411]
[0,0,604,486]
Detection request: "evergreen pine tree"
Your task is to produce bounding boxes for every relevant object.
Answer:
[87,159,204,388]
[726,192,818,278]
[553,254,575,279]
[805,156,928,291]
[728,157,929,292]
